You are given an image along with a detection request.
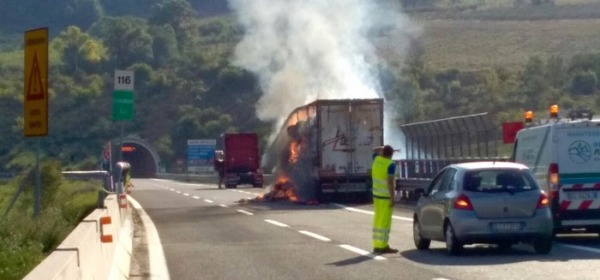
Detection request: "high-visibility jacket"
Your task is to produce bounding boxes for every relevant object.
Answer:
[372,156,393,199]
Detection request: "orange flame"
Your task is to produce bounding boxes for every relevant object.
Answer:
[273,173,298,202]
[289,141,301,163]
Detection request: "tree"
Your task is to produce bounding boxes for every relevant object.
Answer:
[52,26,107,74]
[149,0,197,51]
[149,25,178,67]
[570,71,597,96]
[90,16,154,69]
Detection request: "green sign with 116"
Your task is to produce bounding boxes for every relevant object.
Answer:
[113,70,134,121]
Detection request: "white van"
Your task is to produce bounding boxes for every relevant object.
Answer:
[513,111,600,234]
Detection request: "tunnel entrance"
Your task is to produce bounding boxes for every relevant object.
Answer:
[118,137,161,178]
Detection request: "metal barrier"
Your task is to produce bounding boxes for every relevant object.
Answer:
[394,157,510,202]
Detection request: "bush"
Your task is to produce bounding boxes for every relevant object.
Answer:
[0,163,101,280]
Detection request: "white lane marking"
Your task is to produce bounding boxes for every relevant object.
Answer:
[192,196,200,199]
[237,210,254,216]
[265,219,290,228]
[204,199,214,203]
[150,179,170,182]
[175,191,181,194]
[298,230,331,242]
[128,197,171,280]
[183,193,190,196]
[170,188,175,191]
[392,215,413,222]
[339,244,386,260]
[219,204,228,208]
[331,203,413,222]
[560,244,600,254]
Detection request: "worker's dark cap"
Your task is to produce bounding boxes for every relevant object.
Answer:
[383,145,394,157]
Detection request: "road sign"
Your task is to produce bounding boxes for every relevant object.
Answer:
[187,139,216,172]
[113,70,135,121]
[24,27,48,137]
[114,70,134,91]
[112,90,134,120]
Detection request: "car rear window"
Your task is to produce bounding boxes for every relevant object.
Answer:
[463,169,538,193]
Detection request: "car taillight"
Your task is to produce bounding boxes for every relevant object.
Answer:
[453,194,474,211]
[537,192,550,209]
[548,163,559,199]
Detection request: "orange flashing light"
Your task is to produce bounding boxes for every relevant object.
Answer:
[550,105,559,118]
[525,111,533,123]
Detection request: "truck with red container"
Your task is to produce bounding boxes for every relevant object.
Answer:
[216,133,264,189]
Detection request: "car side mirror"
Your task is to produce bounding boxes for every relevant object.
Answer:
[415,188,427,198]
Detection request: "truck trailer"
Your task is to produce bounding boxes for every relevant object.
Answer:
[217,133,263,189]
[269,98,384,202]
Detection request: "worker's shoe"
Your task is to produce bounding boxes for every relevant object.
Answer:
[373,246,399,254]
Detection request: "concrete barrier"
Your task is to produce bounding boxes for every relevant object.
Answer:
[24,194,132,280]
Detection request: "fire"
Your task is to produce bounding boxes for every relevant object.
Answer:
[289,141,301,163]
[273,174,298,202]
[242,173,300,203]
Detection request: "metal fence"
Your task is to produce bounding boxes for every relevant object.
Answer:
[400,113,500,160]
[395,113,510,201]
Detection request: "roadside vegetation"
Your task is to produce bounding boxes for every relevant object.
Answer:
[0,161,101,280]
[2,0,600,277]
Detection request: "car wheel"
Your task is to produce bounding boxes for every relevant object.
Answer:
[413,219,431,250]
[533,237,553,254]
[445,223,463,255]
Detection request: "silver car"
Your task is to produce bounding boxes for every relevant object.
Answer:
[412,161,553,255]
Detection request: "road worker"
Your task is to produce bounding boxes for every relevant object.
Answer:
[214,150,225,188]
[371,145,398,254]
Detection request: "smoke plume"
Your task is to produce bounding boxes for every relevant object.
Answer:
[229,0,419,157]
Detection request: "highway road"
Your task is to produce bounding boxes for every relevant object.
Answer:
[129,178,600,280]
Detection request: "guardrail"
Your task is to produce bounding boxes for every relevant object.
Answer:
[24,193,133,280]
[394,157,510,202]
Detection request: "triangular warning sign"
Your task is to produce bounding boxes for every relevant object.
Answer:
[26,52,44,101]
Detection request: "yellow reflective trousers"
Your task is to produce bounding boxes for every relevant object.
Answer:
[372,197,392,249]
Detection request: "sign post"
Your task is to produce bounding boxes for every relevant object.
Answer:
[24,27,48,218]
[113,70,134,163]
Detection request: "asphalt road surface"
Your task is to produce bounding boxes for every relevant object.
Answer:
[129,178,600,280]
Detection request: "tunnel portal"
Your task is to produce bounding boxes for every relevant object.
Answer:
[119,137,161,178]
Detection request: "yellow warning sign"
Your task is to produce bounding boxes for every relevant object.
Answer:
[24,28,48,137]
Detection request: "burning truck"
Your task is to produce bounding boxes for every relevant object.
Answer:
[264,98,384,203]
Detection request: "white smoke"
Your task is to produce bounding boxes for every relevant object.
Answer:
[229,0,420,155]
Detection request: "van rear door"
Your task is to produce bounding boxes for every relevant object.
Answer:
[555,123,600,224]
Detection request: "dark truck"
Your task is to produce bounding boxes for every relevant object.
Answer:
[268,98,384,202]
[218,133,263,188]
